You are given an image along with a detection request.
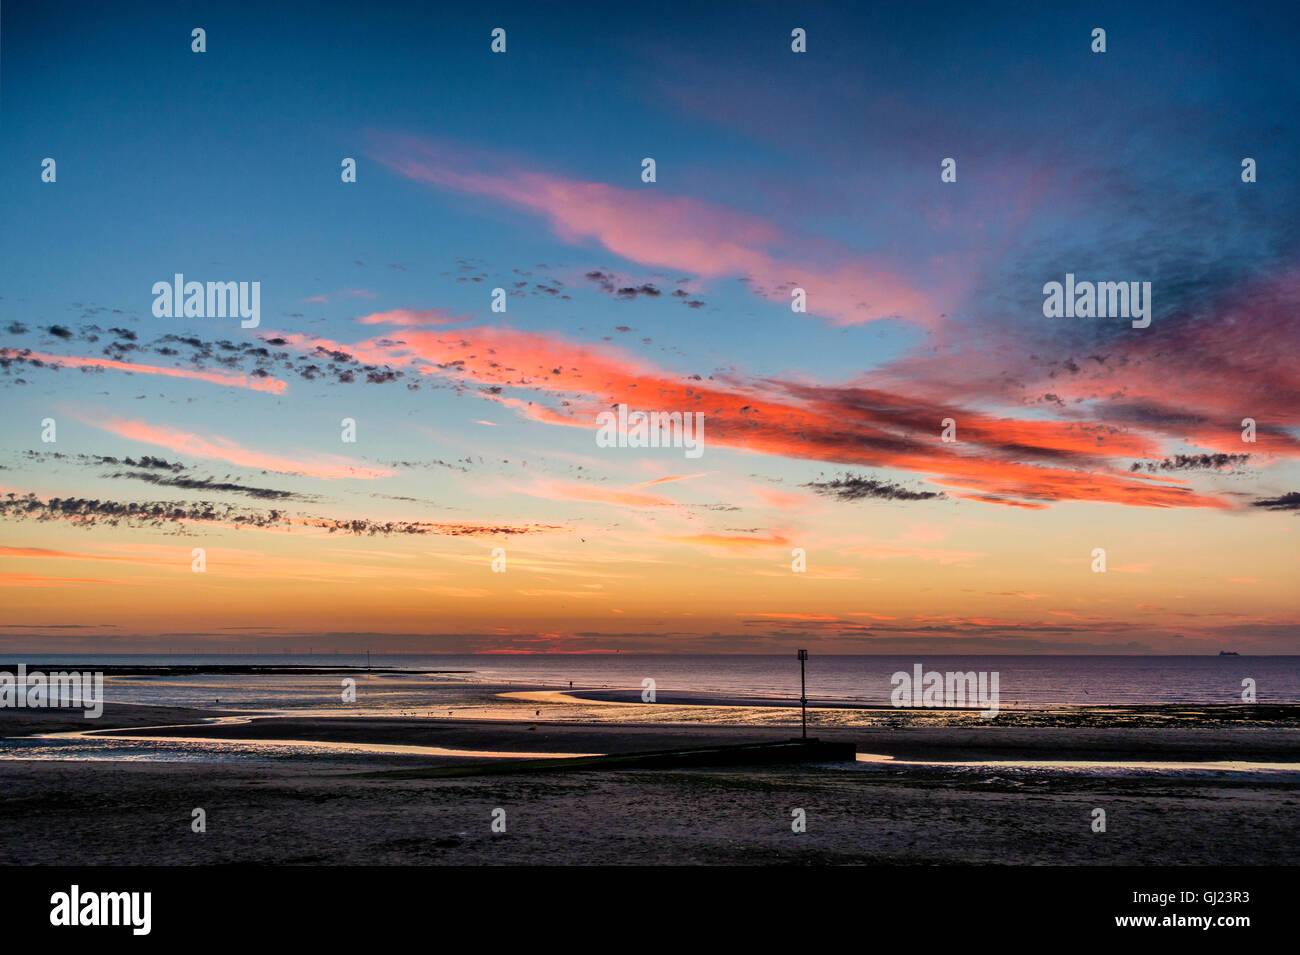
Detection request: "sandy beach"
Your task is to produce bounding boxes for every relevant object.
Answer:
[2,693,1298,865]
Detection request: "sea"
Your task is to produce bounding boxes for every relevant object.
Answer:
[6,653,1298,707]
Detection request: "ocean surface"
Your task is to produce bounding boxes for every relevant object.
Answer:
[7,653,1298,706]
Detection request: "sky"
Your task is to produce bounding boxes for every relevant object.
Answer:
[1,0,1297,654]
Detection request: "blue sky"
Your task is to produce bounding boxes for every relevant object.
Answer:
[1,0,1297,651]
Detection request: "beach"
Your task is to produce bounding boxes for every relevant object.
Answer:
[3,683,1298,865]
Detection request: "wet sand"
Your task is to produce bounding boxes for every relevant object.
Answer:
[2,700,1298,864]
[72,713,1300,764]
[0,702,225,737]
[13,698,1298,763]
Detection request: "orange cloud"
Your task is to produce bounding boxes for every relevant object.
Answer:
[667,532,792,551]
[0,545,174,566]
[844,543,986,564]
[741,612,841,621]
[0,573,116,587]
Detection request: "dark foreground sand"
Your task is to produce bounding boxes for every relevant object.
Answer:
[0,702,226,737]
[3,753,1298,865]
[2,703,1298,864]
[105,712,1300,762]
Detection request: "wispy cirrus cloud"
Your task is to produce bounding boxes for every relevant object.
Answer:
[304,289,378,304]
[369,133,942,327]
[0,545,175,565]
[513,478,677,509]
[0,573,117,587]
[0,348,287,393]
[667,531,792,551]
[355,308,472,328]
[80,415,394,480]
[628,473,708,489]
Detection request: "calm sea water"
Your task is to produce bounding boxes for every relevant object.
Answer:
[8,654,1299,706]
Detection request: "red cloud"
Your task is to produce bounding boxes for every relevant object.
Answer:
[270,323,1232,509]
[874,269,1300,461]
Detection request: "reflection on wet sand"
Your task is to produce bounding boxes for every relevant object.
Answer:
[26,720,600,761]
[851,752,1300,775]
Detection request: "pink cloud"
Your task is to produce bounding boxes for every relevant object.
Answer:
[628,473,708,489]
[355,308,471,327]
[84,415,395,480]
[305,289,378,304]
[370,133,941,327]
[517,479,675,509]
[0,349,287,394]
